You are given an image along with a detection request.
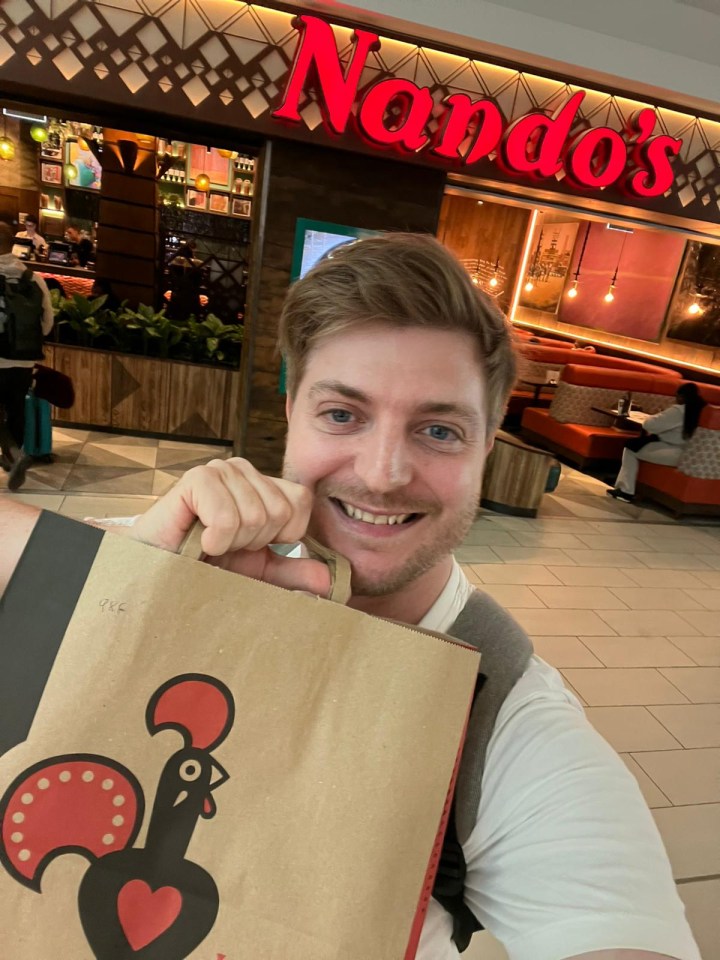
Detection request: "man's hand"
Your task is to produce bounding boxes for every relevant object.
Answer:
[129,458,333,597]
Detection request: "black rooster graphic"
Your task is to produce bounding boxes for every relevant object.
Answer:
[0,673,235,959]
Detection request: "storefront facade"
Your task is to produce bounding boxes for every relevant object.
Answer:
[0,0,718,470]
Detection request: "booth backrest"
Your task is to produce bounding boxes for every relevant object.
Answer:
[518,345,680,381]
[697,384,720,406]
[549,365,680,426]
[679,404,720,479]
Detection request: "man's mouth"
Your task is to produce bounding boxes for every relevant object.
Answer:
[332,498,422,526]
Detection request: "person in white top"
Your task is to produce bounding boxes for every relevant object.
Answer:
[14,214,46,255]
[608,382,706,501]
[0,222,54,489]
[0,234,700,960]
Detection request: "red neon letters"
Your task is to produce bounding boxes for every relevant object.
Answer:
[273,15,683,199]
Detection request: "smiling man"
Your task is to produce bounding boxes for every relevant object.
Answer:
[0,235,699,960]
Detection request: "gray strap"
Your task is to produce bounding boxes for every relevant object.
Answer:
[447,590,534,845]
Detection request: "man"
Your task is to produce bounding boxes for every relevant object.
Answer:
[0,235,699,959]
[0,222,54,490]
[14,214,46,256]
[65,225,94,267]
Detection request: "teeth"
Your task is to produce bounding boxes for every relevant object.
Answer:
[340,501,410,525]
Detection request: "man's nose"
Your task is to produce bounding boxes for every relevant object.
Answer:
[354,434,413,492]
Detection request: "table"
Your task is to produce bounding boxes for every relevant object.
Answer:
[591,407,652,430]
[519,379,559,402]
[481,430,558,518]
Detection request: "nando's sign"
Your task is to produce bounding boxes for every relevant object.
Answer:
[274,15,683,200]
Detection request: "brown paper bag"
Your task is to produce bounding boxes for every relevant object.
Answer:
[0,512,479,960]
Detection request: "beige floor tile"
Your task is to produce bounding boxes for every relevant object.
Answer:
[659,668,720,703]
[697,553,720,570]
[532,636,603,668]
[585,706,681,752]
[561,676,587,706]
[678,879,720,960]
[608,587,703,611]
[670,636,720,667]
[530,585,628,609]
[580,635,695,668]
[3,492,64,511]
[677,610,720,637]
[695,570,720,590]
[598,609,700,637]
[508,608,617,636]
[684,589,720,611]
[468,564,562,585]
[546,566,638,587]
[506,531,587,549]
[621,568,709,589]
[633,536,714,554]
[474,584,546,608]
[452,546,500,563]
[562,549,649,567]
[489,546,575,565]
[575,533,650,551]
[464,930,508,960]
[516,517,596,533]
[633,552,714,570]
[652,804,720,880]
[562,668,689,706]
[632,748,720,804]
[461,527,519,546]
[649,705,720,748]
[59,495,155,519]
[620,755,672,808]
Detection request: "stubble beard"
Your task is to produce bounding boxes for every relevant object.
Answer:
[283,457,480,597]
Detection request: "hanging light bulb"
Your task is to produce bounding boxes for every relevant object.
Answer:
[489,275,498,288]
[195,172,210,191]
[524,280,534,292]
[30,124,48,143]
[0,136,15,161]
[488,257,500,288]
[604,284,616,303]
[688,302,703,315]
[566,279,579,299]
[64,162,78,182]
[218,149,238,160]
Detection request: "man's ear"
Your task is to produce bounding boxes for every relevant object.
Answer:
[485,435,495,456]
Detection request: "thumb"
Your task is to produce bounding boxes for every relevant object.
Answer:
[206,547,334,599]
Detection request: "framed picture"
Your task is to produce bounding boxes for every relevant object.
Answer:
[186,188,208,210]
[65,139,102,190]
[665,241,720,348]
[232,197,251,218]
[519,219,580,313]
[186,145,232,190]
[40,143,62,161]
[208,192,230,215]
[40,162,62,185]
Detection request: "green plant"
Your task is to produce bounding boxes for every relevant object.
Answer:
[55,294,109,346]
[186,313,243,364]
[118,304,185,359]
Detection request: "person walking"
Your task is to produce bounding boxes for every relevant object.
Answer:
[608,382,706,502]
[0,222,54,490]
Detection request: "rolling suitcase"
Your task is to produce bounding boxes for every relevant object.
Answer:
[23,390,53,462]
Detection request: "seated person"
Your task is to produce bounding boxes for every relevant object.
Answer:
[91,277,122,312]
[65,225,94,267]
[14,215,46,256]
[167,242,203,319]
[608,382,706,501]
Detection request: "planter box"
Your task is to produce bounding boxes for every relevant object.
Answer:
[44,345,240,442]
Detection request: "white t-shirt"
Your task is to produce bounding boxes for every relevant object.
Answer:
[415,561,699,960]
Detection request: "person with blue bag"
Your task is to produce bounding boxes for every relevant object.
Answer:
[0,222,54,491]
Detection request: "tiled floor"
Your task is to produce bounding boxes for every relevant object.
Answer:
[3,428,720,959]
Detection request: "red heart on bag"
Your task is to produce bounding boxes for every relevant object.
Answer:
[117,879,183,951]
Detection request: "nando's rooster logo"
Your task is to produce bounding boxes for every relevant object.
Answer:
[0,674,235,959]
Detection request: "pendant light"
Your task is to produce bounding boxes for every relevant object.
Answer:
[488,257,500,289]
[566,222,591,299]
[195,147,211,191]
[604,231,628,304]
[0,114,16,161]
[524,229,544,293]
[30,123,48,143]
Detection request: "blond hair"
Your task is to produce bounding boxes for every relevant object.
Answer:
[278,233,517,436]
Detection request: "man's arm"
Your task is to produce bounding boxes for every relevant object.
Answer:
[0,499,40,596]
[571,953,678,959]
[32,273,54,335]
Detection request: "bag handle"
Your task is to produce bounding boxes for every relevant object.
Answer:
[178,522,352,605]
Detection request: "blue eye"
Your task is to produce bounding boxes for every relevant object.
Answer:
[426,425,456,441]
[328,409,353,423]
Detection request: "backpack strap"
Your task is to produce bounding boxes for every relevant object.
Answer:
[431,588,534,951]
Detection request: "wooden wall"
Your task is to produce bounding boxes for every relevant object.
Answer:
[95,130,158,307]
[237,139,446,475]
[438,194,531,313]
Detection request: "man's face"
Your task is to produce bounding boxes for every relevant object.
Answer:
[284,324,490,597]
[25,222,36,235]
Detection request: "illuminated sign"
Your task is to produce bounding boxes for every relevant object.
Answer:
[274,15,683,199]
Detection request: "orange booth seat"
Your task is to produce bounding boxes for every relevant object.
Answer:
[637,398,720,516]
[520,365,682,467]
[506,346,681,422]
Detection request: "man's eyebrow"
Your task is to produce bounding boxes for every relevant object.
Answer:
[416,401,481,426]
[307,380,370,403]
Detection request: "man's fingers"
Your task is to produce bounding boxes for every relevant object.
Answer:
[207,548,333,599]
